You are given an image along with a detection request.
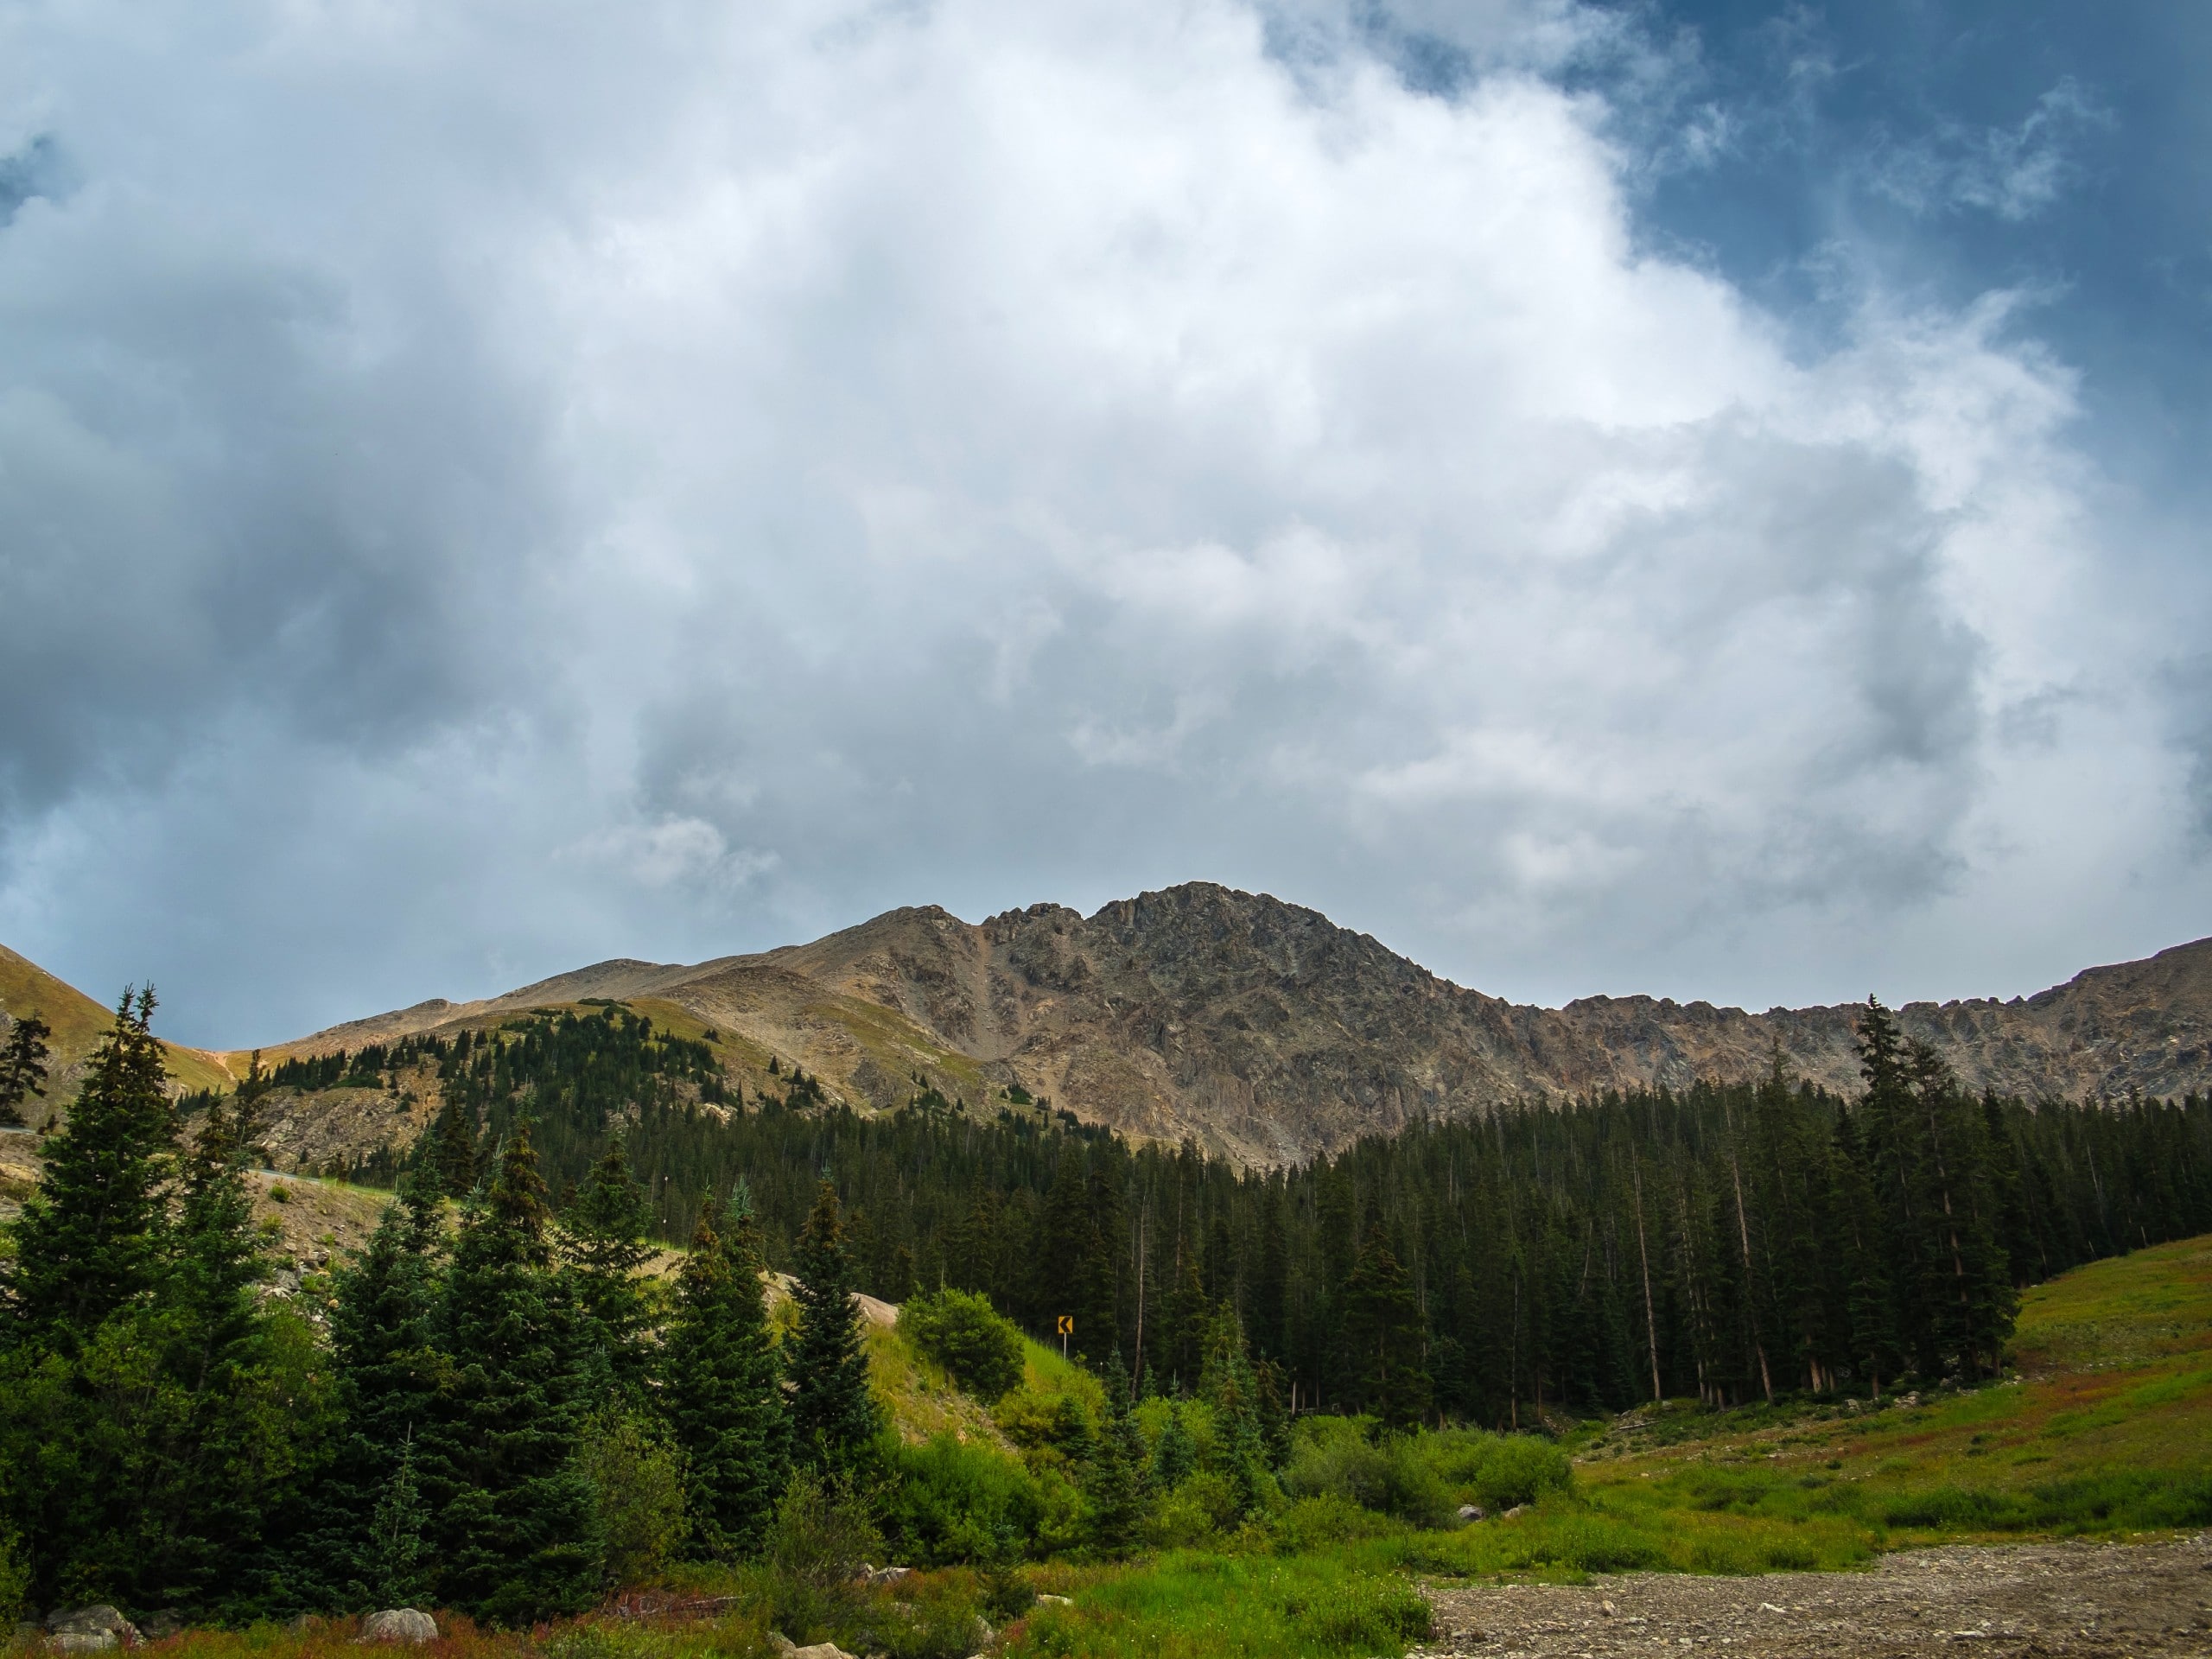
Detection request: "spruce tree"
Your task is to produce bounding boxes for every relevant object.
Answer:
[3,988,177,1350]
[0,1004,327,1620]
[1339,1223,1431,1430]
[1198,1306,1268,1517]
[0,1011,52,1128]
[788,1181,883,1485]
[660,1187,789,1559]
[1152,1403,1196,1490]
[1084,1351,1147,1556]
[423,1120,602,1624]
[560,1137,657,1398]
[279,1173,447,1611]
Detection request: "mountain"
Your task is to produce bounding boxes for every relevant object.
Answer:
[0,943,239,1117]
[225,883,2212,1167]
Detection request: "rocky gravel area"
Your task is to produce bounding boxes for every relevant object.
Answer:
[1419,1537,2212,1657]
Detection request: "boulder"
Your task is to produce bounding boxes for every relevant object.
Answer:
[48,1608,140,1652]
[767,1636,798,1658]
[788,1645,854,1659]
[359,1609,438,1645]
[1456,1504,1486,1523]
[1034,1595,1071,1607]
[862,1566,912,1586]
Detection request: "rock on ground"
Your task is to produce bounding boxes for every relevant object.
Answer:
[359,1609,439,1644]
[46,1607,140,1652]
[1419,1538,2212,1658]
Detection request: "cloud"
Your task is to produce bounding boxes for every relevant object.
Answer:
[0,0,2203,1040]
[1871,78,2111,222]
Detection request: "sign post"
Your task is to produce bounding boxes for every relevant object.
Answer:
[1057,1313,1073,1361]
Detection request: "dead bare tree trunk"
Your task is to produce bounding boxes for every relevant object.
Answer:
[1632,1157,1662,1403]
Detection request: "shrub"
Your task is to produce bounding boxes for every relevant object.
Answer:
[1140,1470,1243,1548]
[579,1412,690,1586]
[1268,1493,1399,1552]
[866,1576,992,1659]
[765,1471,884,1641]
[902,1290,1027,1402]
[1413,1428,1573,1513]
[995,1389,1094,1465]
[1281,1433,1453,1529]
[883,1434,1045,1565]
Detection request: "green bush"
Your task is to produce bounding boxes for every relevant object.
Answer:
[995,1389,1094,1465]
[579,1411,690,1586]
[1268,1493,1399,1551]
[1141,1470,1243,1548]
[1281,1433,1453,1528]
[765,1471,884,1641]
[865,1576,992,1659]
[902,1290,1027,1403]
[1412,1427,1573,1513]
[1280,1421,1571,1529]
[883,1434,1046,1565]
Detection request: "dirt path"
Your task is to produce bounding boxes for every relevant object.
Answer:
[1419,1537,2212,1657]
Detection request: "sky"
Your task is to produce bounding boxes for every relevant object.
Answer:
[1,0,2208,1047]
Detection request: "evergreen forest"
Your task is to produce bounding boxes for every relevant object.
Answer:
[1,989,2209,1630]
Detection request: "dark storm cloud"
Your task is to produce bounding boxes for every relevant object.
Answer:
[0,0,2205,1044]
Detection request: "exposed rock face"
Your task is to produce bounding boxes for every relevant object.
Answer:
[233,882,2212,1170]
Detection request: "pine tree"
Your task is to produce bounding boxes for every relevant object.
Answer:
[788,1181,883,1485]
[0,1011,52,1128]
[423,1120,602,1624]
[1084,1351,1147,1556]
[1152,1403,1196,1490]
[0,1004,329,1620]
[660,1187,789,1560]
[427,1099,481,1199]
[1158,1241,1207,1395]
[560,1137,657,1398]
[3,988,177,1350]
[1198,1306,1268,1517]
[1338,1223,1431,1430]
[364,1433,431,1611]
[280,1173,448,1611]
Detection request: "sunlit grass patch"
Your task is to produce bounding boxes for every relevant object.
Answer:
[1006,1551,1429,1659]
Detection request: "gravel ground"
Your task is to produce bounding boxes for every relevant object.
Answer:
[1419,1537,2212,1657]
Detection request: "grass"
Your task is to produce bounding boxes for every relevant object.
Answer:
[0,941,237,1100]
[1007,1552,1430,1659]
[1567,1231,2212,1554]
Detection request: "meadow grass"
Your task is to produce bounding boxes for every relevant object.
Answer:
[1006,1551,1430,1659]
[1573,1231,2212,1549]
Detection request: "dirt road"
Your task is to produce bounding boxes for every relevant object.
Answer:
[1419,1537,2212,1657]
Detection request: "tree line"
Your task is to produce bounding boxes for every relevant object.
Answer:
[320,1001,2209,1425]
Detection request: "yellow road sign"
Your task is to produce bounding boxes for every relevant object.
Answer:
[1057,1314,1074,1335]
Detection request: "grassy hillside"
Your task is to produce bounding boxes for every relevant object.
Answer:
[0,941,238,1109]
[1561,1230,2212,1551]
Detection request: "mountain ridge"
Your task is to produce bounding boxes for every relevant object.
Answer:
[234,883,2212,1166]
[7,883,2209,1165]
